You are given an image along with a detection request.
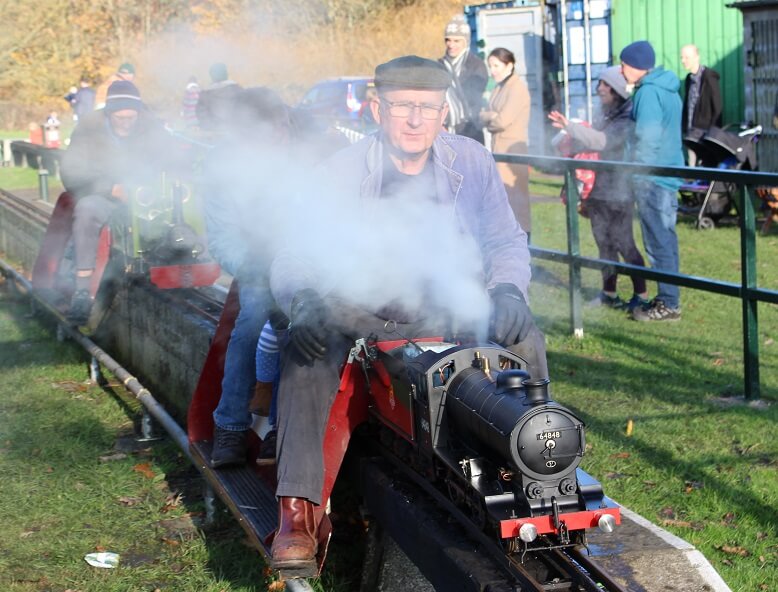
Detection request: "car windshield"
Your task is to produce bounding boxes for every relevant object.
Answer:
[301,83,342,106]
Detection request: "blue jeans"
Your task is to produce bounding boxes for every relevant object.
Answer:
[213,283,270,431]
[635,182,680,309]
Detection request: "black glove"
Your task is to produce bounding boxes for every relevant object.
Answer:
[489,283,533,346]
[289,289,329,364]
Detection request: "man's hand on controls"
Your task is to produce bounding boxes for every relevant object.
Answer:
[289,289,329,364]
[489,283,533,346]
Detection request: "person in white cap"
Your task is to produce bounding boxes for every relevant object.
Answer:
[439,14,488,144]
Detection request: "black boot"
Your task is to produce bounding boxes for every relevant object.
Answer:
[67,289,93,325]
[210,427,248,468]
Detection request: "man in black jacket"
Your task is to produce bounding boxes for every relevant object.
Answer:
[681,44,722,164]
[439,15,488,144]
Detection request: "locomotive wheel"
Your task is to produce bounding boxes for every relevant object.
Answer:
[696,216,715,230]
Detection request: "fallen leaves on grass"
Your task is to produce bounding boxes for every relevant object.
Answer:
[610,452,630,459]
[716,544,750,557]
[684,480,704,493]
[662,518,704,531]
[133,463,155,479]
[765,338,774,346]
[721,512,737,526]
[268,581,286,591]
[643,480,657,489]
[712,358,725,366]
[604,472,626,480]
[160,493,183,513]
[117,496,143,506]
[50,381,90,393]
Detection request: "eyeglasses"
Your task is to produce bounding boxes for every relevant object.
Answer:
[380,99,446,120]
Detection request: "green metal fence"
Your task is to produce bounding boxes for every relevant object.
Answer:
[494,153,778,401]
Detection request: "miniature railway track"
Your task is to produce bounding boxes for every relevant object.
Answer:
[375,443,627,592]
[0,187,52,227]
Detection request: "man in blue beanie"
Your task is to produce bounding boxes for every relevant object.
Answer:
[620,40,684,321]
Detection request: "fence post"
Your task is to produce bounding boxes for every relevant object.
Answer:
[564,170,584,338]
[740,186,760,400]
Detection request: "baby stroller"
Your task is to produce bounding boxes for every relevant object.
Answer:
[679,124,761,229]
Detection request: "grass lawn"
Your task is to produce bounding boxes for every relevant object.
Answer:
[529,188,777,592]
[0,168,776,591]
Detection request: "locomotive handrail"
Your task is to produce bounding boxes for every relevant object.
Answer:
[493,152,778,401]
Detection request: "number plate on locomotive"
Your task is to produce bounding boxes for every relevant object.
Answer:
[537,431,562,440]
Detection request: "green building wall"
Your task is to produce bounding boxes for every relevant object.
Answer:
[610,0,744,126]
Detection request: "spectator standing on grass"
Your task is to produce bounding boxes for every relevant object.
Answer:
[480,47,532,240]
[548,66,649,312]
[620,40,684,322]
[439,14,488,144]
[95,63,136,110]
[680,44,722,165]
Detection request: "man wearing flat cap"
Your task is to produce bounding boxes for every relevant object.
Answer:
[439,14,488,143]
[268,55,546,575]
[60,80,185,324]
[619,40,685,322]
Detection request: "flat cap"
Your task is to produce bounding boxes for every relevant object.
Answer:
[374,55,452,90]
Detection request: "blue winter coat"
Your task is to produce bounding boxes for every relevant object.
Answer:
[631,67,685,190]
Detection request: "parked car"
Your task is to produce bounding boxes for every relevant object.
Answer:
[296,77,375,131]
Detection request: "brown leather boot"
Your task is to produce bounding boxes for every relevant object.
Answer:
[270,497,318,574]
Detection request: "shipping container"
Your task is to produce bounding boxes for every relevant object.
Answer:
[729,0,778,172]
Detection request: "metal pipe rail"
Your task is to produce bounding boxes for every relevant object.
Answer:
[494,153,778,400]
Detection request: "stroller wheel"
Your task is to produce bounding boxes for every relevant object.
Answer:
[697,216,716,230]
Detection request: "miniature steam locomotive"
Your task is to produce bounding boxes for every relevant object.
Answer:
[349,336,620,552]
[32,174,220,312]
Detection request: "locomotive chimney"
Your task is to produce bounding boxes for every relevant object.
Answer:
[523,378,551,404]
